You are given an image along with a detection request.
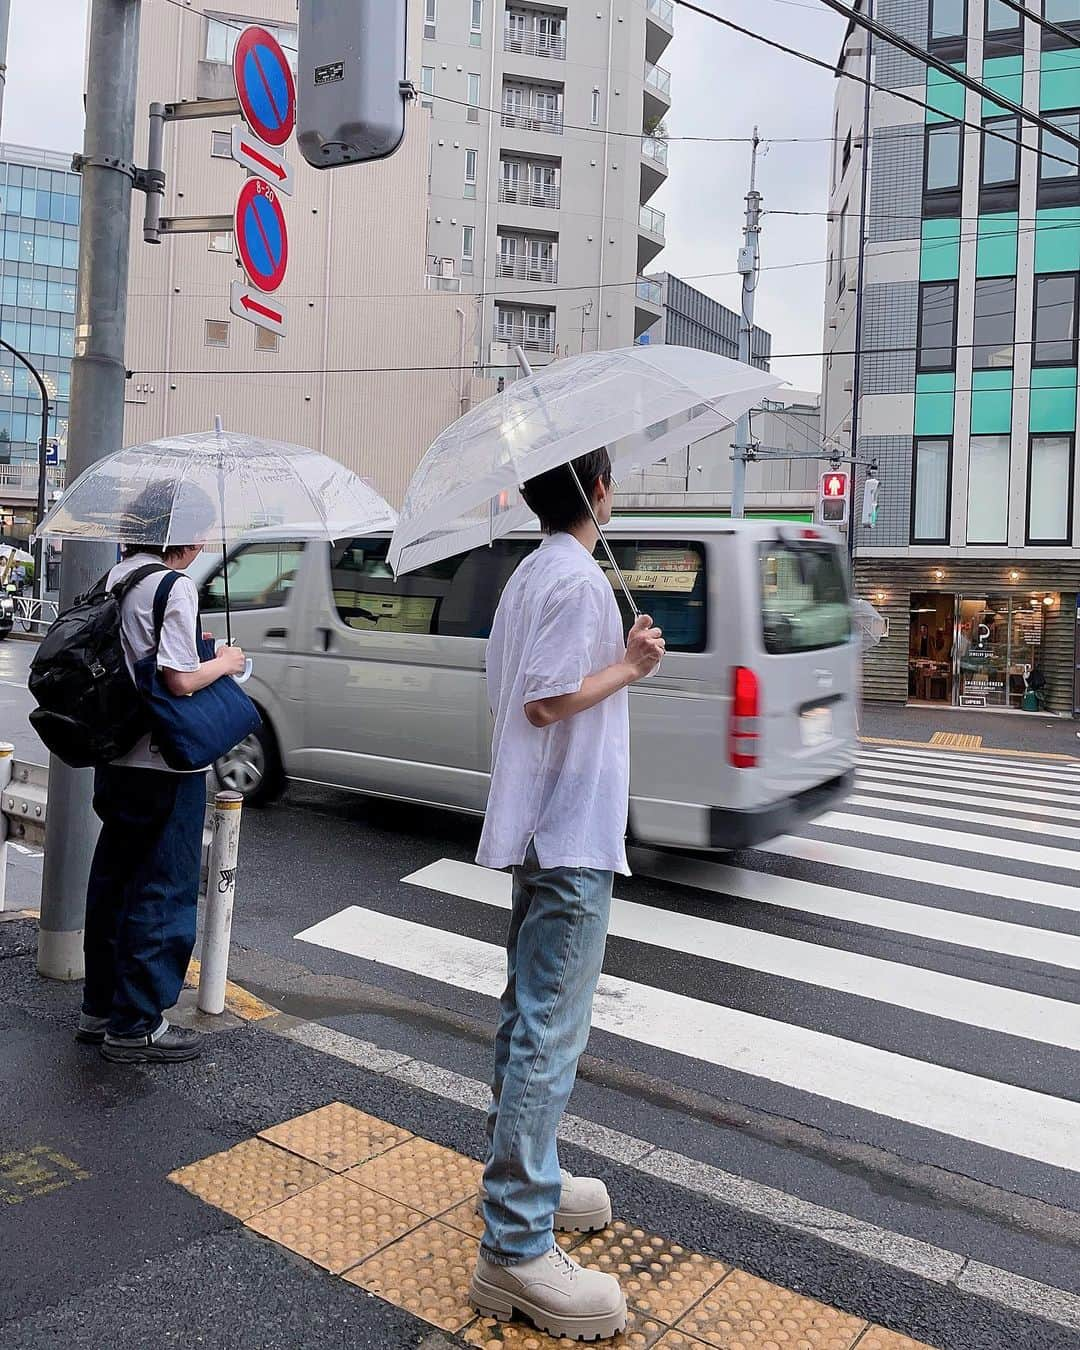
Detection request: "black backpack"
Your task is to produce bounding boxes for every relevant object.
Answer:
[28,564,167,768]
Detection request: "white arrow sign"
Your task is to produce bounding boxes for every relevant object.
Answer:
[230,280,287,337]
[230,125,295,196]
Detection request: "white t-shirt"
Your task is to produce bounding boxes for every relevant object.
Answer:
[477,532,631,876]
[108,553,202,772]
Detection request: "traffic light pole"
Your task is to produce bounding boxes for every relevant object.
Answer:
[37,0,142,981]
[730,130,762,521]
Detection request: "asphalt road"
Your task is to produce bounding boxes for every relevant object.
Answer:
[5,637,1080,1348]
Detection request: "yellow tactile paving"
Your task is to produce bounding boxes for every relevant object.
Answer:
[463,1303,670,1348]
[677,1269,866,1349]
[259,1101,412,1172]
[244,1173,426,1273]
[169,1102,940,1350]
[929,732,983,750]
[346,1219,479,1334]
[348,1136,484,1217]
[575,1221,729,1323]
[168,1137,326,1220]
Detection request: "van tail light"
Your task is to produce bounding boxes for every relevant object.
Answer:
[730,666,760,769]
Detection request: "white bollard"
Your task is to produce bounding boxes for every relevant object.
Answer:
[0,742,12,913]
[197,790,244,1015]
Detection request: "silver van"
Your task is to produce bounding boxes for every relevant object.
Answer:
[197,518,856,850]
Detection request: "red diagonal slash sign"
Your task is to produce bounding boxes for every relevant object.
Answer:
[230,125,295,197]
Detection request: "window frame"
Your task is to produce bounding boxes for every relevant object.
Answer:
[467,72,481,123]
[984,0,1024,53]
[1038,108,1080,206]
[916,279,959,373]
[1033,271,1079,367]
[204,318,229,348]
[1026,433,1075,544]
[462,224,475,264]
[972,274,1016,371]
[590,88,601,125]
[1043,0,1080,48]
[424,0,437,39]
[470,0,483,39]
[966,434,1012,545]
[929,0,967,52]
[911,436,954,545]
[980,115,1022,211]
[210,130,232,159]
[200,540,307,614]
[923,121,964,216]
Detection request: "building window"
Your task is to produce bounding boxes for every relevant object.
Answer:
[591,88,601,125]
[1039,110,1080,204]
[837,200,850,295]
[841,130,852,176]
[254,327,279,353]
[924,122,963,214]
[1028,435,1073,543]
[467,73,481,123]
[1034,273,1078,365]
[1046,0,1080,21]
[929,0,966,40]
[424,0,437,40]
[981,115,1020,191]
[972,276,1015,369]
[464,148,478,198]
[470,0,483,44]
[207,230,233,254]
[916,280,957,371]
[831,112,840,190]
[967,435,1011,544]
[912,438,952,544]
[420,66,435,108]
[462,225,475,272]
[205,18,296,69]
[211,130,231,159]
[986,0,1020,30]
[204,319,229,348]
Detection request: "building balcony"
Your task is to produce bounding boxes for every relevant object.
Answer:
[644,61,672,124]
[645,0,674,65]
[640,134,670,202]
[0,463,65,499]
[638,203,666,270]
[499,179,561,209]
[497,254,559,284]
[495,322,556,355]
[504,27,566,60]
[634,276,663,339]
[501,104,564,135]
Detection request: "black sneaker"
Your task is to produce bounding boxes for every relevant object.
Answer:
[101,1024,204,1063]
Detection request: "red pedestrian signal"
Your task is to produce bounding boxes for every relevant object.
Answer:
[819,471,849,525]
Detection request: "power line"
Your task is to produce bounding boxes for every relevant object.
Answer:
[669,0,1080,173]
[991,0,1080,49]
[812,0,1080,148]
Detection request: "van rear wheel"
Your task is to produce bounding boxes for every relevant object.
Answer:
[215,720,284,805]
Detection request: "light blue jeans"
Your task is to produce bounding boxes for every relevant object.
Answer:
[480,842,614,1265]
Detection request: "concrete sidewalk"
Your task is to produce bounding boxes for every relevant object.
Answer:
[860,701,1079,758]
[3,916,1078,1350]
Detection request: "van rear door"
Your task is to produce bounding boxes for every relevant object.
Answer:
[752,531,857,800]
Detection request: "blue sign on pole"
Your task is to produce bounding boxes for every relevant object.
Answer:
[234,178,289,294]
[233,26,296,149]
[45,440,59,467]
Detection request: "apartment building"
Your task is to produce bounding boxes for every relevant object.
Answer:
[421,0,674,365]
[823,0,1080,715]
[123,1,495,505]
[0,144,76,543]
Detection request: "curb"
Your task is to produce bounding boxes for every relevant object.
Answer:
[859,735,1080,763]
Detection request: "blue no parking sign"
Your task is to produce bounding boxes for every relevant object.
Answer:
[233,26,296,149]
[234,178,289,294]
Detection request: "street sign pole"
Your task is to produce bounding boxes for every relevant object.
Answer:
[39,0,142,981]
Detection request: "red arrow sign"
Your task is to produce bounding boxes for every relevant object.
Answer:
[230,124,295,196]
[230,280,287,337]
[242,293,283,322]
[240,139,286,180]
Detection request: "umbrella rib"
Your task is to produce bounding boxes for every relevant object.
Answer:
[284,452,337,535]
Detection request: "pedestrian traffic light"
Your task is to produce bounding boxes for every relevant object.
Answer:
[861,475,880,528]
[819,470,849,525]
[297,0,409,169]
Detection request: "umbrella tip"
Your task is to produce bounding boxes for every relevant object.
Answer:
[213,414,224,435]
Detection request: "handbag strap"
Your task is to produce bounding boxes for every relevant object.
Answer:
[151,569,186,645]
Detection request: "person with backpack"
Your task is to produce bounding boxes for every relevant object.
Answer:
[73,501,246,1063]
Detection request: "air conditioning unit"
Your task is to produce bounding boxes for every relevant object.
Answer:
[490,341,510,364]
[828,319,838,330]
[843,378,854,392]
[842,420,853,434]
[440,258,456,279]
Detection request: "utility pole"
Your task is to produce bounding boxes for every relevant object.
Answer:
[37,0,142,981]
[0,0,10,136]
[730,129,762,520]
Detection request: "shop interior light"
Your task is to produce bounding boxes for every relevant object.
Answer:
[1009,569,1021,582]
[1044,595,1055,607]
[932,568,945,582]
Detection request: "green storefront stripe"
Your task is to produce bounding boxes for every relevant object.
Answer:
[981,55,1023,117]
[976,213,1018,277]
[1029,367,1078,434]
[926,63,967,124]
[1035,208,1080,273]
[970,370,1013,434]
[921,219,962,281]
[915,372,956,437]
[1041,48,1080,113]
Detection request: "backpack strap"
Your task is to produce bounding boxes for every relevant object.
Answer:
[111,562,169,603]
[151,570,186,644]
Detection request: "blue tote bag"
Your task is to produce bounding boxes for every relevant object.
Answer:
[134,571,261,772]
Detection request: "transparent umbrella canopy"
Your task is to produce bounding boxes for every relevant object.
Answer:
[388,345,784,579]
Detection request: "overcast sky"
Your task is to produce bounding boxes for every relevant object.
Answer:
[4,0,846,393]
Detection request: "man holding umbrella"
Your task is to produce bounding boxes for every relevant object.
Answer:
[469,448,664,1341]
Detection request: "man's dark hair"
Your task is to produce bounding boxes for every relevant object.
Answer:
[521,448,612,535]
[120,479,217,559]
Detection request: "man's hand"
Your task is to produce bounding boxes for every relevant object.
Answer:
[623,613,665,683]
[216,643,247,678]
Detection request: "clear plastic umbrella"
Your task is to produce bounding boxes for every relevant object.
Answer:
[388,345,784,598]
[35,421,397,643]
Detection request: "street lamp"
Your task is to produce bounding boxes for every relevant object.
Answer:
[0,337,50,600]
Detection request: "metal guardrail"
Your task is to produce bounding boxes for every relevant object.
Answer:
[501,105,564,135]
[644,62,672,99]
[641,135,669,168]
[636,276,663,306]
[497,255,558,283]
[11,597,59,632]
[499,180,561,209]
[504,28,566,59]
[647,0,675,25]
[639,204,666,236]
[0,743,244,1015]
[0,465,65,498]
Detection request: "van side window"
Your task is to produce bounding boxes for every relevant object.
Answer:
[600,540,707,654]
[331,538,537,639]
[201,541,305,612]
[759,541,851,654]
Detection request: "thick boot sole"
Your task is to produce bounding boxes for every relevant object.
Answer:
[100,1041,202,1064]
[468,1274,627,1343]
[474,1195,612,1234]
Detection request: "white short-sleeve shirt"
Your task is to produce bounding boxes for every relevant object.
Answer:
[477,532,630,876]
[107,553,202,773]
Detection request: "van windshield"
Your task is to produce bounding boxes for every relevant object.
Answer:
[759,540,851,655]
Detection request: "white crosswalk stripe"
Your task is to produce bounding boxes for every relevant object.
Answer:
[294,742,1080,1186]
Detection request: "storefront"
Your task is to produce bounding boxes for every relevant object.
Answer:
[853,559,1080,717]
